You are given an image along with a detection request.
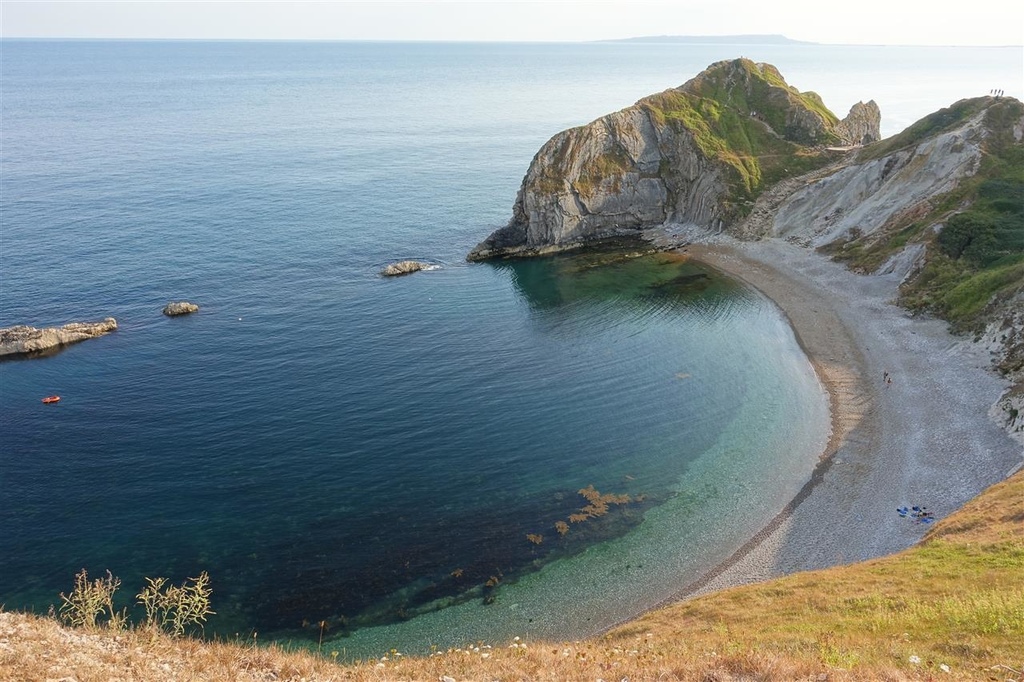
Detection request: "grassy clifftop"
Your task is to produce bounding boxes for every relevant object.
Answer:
[4,470,1021,681]
[641,58,840,200]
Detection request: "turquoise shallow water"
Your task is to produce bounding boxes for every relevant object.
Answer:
[1,39,1016,656]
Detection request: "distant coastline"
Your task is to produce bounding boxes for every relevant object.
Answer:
[595,35,1020,48]
[599,34,816,45]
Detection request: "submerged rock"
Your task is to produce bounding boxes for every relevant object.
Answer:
[381,260,429,277]
[0,318,118,358]
[163,301,200,316]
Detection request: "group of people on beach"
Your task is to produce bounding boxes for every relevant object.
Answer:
[897,506,935,524]
[883,370,893,387]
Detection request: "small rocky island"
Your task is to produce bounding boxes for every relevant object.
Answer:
[163,301,199,316]
[0,318,118,358]
[381,260,430,276]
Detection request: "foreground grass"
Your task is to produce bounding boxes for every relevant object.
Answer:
[2,471,1022,681]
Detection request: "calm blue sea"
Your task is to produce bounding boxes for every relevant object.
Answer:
[1,40,1019,656]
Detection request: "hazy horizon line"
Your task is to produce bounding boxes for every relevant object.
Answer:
[1,35,1021,48]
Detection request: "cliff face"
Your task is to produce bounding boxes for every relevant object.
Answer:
[468,58,879,260]
[767,108,987,247]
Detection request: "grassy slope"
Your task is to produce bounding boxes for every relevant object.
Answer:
[611,470,1024,678]
[640,59,839,204]
[4,470,1021,681]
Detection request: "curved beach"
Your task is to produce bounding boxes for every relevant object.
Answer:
[672,237,1022,598]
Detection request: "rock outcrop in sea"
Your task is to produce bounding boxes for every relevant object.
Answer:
[0,318,118,358]
[381,260,431,276]
[468,58,880,261]
[163,301,199,316]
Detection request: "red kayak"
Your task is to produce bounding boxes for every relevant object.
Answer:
[41,395,61,404]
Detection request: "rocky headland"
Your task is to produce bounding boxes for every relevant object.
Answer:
[467,58,880,261]
[0,318,118,358]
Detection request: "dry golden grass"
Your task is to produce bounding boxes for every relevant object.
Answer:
[2,471,1022,682]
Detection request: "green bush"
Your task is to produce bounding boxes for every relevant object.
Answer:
[937,179,1024,267]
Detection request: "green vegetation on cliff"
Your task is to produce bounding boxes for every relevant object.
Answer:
[641,59,839,203]
[574,145,632,198]
[827,98,1024,332]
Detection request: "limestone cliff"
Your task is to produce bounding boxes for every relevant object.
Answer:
[769,97,1022,366]
[468,58,879,260]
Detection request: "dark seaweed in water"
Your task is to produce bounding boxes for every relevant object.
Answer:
[239,486,658,640]
[652,272,712,293]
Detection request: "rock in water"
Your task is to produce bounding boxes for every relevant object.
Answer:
[163,301,200,316]
[0,318,118,358]
[380,260,428,276]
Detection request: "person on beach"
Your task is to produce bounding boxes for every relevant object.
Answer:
[886,376,892,388]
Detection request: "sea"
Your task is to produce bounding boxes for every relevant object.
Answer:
[1,39,1020,657]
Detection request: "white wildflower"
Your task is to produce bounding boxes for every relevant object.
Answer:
[909,655,921,665]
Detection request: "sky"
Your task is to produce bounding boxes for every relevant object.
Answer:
[1,1,1022,46]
